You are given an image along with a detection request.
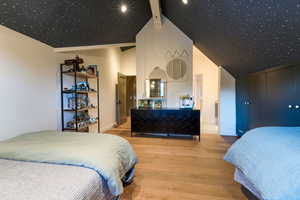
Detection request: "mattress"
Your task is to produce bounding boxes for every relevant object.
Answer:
[235,169,262,200]
[0,159,115,200]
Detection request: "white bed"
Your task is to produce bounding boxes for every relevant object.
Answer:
[234,168,262,200]
[0,159,115,200]
[225,127,300,200]
[0,131,137,200]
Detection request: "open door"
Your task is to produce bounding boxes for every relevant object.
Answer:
[126,76,137,116]
[116,73,127,125]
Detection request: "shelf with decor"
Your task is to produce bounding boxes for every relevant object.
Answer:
[62,90,98,94]
[60,56,100,133]
[63,120,99,132]
[63,106,97,112]
[62,71,98,79]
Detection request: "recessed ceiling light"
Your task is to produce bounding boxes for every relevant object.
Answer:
[182,0,188,5]
[121,4,127,13]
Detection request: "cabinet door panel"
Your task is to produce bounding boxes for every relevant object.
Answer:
[248,72,267,129]
[294,66,300,98]
[266,67,297,126]
[293,66,300,124]
[236,77,250,135]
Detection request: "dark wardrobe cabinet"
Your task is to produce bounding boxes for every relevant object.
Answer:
[236,65,300,136]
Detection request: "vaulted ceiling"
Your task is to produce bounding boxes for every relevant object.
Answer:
[161,0,300,76]
[1,0,300,77]
[0,0,152,47]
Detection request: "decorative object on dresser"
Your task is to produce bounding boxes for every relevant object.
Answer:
[179,94,194,109]
[138,98,166,109]
[60,56,100,132]
[131,108,201,141]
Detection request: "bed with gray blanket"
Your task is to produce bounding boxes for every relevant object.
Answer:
[224,127,300,200]
[0,131,137,200]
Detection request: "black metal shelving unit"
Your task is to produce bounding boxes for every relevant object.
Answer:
[60,57,100,133]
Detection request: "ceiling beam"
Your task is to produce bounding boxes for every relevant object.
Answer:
[54,42,136,53]
[149,0,162,29]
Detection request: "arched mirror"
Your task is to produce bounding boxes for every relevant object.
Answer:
[145,67,167,98]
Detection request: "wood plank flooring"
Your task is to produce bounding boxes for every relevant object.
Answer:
[105,121,245,200]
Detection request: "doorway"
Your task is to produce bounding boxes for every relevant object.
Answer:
[193,46,220,134]
[116,73,136,126]
[126,76,137,116]
[116,73,127,125]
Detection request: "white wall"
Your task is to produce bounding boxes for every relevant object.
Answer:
[0,25,121,140]
[219,67,237,136]
[193,46,219,134]
[98,48,121,131]
[136,16,193,107]
[0,25,64,140]
[120,47,136,76]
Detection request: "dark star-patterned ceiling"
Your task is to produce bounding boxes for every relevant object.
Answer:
[0,0,152,47]
[161,0,300,76]
[1,0,300,76]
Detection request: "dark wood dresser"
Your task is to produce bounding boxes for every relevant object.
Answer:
[131,108,200,140]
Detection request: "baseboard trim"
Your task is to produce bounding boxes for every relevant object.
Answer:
[220,132,237,136]
[201,123,219,134]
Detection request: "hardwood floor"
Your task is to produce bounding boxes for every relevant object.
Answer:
[106,120,245,200]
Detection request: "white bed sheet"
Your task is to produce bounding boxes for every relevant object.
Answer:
[235,168,262,200]
[0,159,115,200]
